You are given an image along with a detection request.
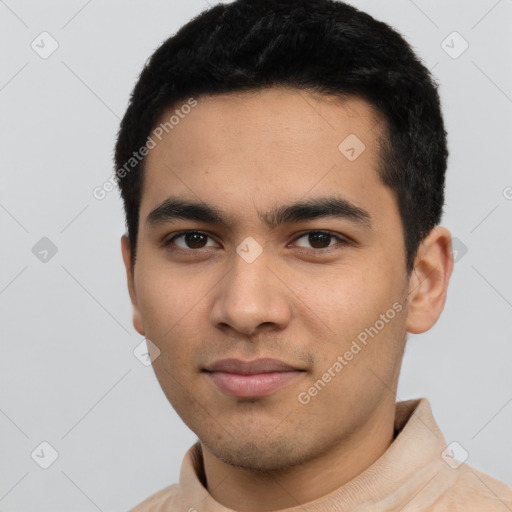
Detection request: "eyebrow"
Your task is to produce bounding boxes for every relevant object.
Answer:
[145,196,373,231]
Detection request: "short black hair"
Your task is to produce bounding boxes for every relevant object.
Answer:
[114,0,448,274]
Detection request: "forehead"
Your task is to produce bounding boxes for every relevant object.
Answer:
[140,87,396,233]
[149,87,384,162]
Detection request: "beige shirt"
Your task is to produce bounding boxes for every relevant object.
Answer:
[130,398,512,511]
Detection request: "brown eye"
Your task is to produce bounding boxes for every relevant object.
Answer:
[293,231,348,250]
[308,232,331,248]
[183,232,208,249]
[165,231,217,250]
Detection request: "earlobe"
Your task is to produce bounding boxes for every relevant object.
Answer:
[405,226,454,334]
[120,235,145,336]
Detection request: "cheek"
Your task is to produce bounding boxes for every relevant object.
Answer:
[302,266,405,365]
[135,274,187,357]
[298,268,379,332]
[136,261,199,327]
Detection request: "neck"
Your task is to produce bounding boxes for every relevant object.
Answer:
[200,398,396,511]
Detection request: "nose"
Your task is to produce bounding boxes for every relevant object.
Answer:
[209,248,292,337]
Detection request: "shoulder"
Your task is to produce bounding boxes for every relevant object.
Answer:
[430,464,512,511]
[128,484,180,512]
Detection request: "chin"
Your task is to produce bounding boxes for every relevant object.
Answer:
[203,434,312,472]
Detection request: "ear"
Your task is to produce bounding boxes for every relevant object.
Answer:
[405,226,454,334]
[121,235,145,336]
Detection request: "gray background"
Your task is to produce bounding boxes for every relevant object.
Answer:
[1,0,511,510]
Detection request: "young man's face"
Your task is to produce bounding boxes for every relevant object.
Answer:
[121,88,449,472]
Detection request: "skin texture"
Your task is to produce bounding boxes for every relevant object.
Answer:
[121,87,453,511]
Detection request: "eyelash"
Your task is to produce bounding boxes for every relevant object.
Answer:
[162,230,351,253]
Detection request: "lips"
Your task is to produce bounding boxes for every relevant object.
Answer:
[204,357,302,374]
[203,358,306,398]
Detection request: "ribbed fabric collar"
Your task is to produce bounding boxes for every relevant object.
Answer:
[176,398,451,511]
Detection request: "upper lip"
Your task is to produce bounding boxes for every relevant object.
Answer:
[204,358,303,375]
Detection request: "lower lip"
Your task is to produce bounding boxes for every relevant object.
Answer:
[206,371,305,398]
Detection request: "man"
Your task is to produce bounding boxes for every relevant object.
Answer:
[115,0,512,510]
